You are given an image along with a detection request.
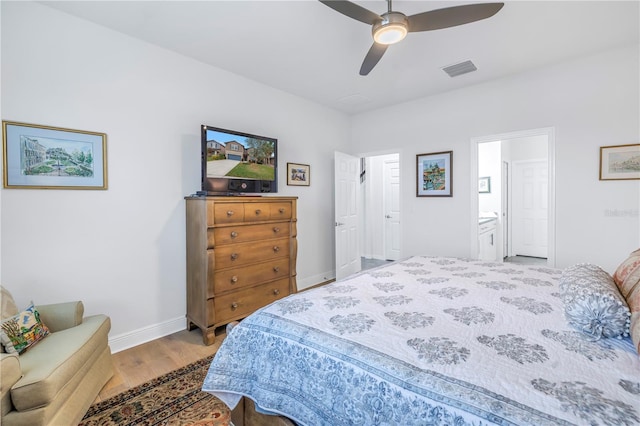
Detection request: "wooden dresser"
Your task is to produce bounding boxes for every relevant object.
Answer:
[185,196,297,345]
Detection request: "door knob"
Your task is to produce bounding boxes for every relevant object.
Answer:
[335,222,345,226]
[385,215,392,218]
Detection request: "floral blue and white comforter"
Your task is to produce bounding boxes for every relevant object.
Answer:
[203,256,640,425]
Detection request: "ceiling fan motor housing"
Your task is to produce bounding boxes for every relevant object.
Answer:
[372,11,409,45]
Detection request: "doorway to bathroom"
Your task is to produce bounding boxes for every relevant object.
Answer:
[470,128,556,266]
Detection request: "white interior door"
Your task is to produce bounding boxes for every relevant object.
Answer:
[335,151,361,280]
[502,161,509,258]
[383,157,400,260]
[512,159,548,258]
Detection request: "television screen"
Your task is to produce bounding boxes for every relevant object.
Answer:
[201,125,277,194]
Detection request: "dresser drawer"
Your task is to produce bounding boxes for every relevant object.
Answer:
[211,202,245,225]
[243,203,273,222]
[270,202,292,220]
[213,237,290,269]
[213,278,290,324]
[209,222,290,246]
[213,258,290,294]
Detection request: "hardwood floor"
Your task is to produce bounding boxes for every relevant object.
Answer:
[95,327,227,403]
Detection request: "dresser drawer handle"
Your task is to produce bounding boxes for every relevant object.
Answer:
[255,209,262,215]
[273,246,280,253]
[273,266,280,273]
[226,210,234,217]
[273,289,280,296]
[230,231,238,239]
[230,253,238,261]
[279,208,285,214]
[231,276,238,283]
[231,302,238,310]
[273,227,280,233]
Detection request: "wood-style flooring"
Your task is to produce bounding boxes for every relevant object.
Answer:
[95,327,226,403]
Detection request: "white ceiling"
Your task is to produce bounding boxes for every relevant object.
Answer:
[42,1,639,115]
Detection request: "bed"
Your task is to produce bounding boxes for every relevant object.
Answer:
[202,256,640,425]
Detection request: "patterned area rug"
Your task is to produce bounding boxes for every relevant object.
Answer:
[79,355,232,425]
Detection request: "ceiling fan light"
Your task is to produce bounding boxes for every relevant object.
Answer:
[373,24,407,45]
[372,12,409,45]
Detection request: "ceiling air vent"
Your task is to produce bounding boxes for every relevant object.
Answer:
[442,60,477,77]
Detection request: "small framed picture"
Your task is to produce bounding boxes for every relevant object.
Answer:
[287,162,310,186]
[2,121,108,189]
[599,144,640,180]
[478,176,491,193]
[417,151,452,197]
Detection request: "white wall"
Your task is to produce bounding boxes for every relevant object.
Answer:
[351,44,640,273]
[1,2,349,351]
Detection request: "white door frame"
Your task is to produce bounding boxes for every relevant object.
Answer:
[383,156,400,260]
[470,127,556,266]
[502,161,509,258]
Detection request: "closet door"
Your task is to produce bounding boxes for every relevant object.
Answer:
[512,160,547,258]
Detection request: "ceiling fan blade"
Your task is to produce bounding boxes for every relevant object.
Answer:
[360,43,388,76]
[408,3,504,32]
[319,0,381,25]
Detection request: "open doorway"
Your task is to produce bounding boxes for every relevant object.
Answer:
[334,151,401,279]
[361,153,400,270]
[470,128,556,267]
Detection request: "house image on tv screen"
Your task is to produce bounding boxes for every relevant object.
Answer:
[206,139,247,161]
[204,128,275,181]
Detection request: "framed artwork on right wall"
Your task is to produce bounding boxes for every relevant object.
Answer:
[599,143,640,180]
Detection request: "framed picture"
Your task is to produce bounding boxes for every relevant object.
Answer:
[478,176,491,193]
[417,151,452,197]
[287,162,310,186]
[599,143,640,180]
[2,121,107,189]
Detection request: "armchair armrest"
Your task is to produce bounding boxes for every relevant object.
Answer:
[1,353,21,416]
[36,301,84,332]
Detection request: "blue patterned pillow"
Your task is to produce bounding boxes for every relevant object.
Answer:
[560,263,631,340]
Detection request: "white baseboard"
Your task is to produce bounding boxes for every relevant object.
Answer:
[109,316,186,353]
[297,270,335,290]
[109,275,336,352]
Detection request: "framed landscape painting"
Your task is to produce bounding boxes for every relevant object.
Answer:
[599,143,640,180]
[417,151,452,197]
[2,121,107,189]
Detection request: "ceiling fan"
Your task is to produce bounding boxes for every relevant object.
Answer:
[319,0,504,75]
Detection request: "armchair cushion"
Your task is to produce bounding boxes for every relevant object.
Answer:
[10,315,110,412]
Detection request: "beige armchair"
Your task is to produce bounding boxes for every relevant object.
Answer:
[1,287,114,426]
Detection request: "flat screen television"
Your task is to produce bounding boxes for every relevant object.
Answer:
[201,125,277,195]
